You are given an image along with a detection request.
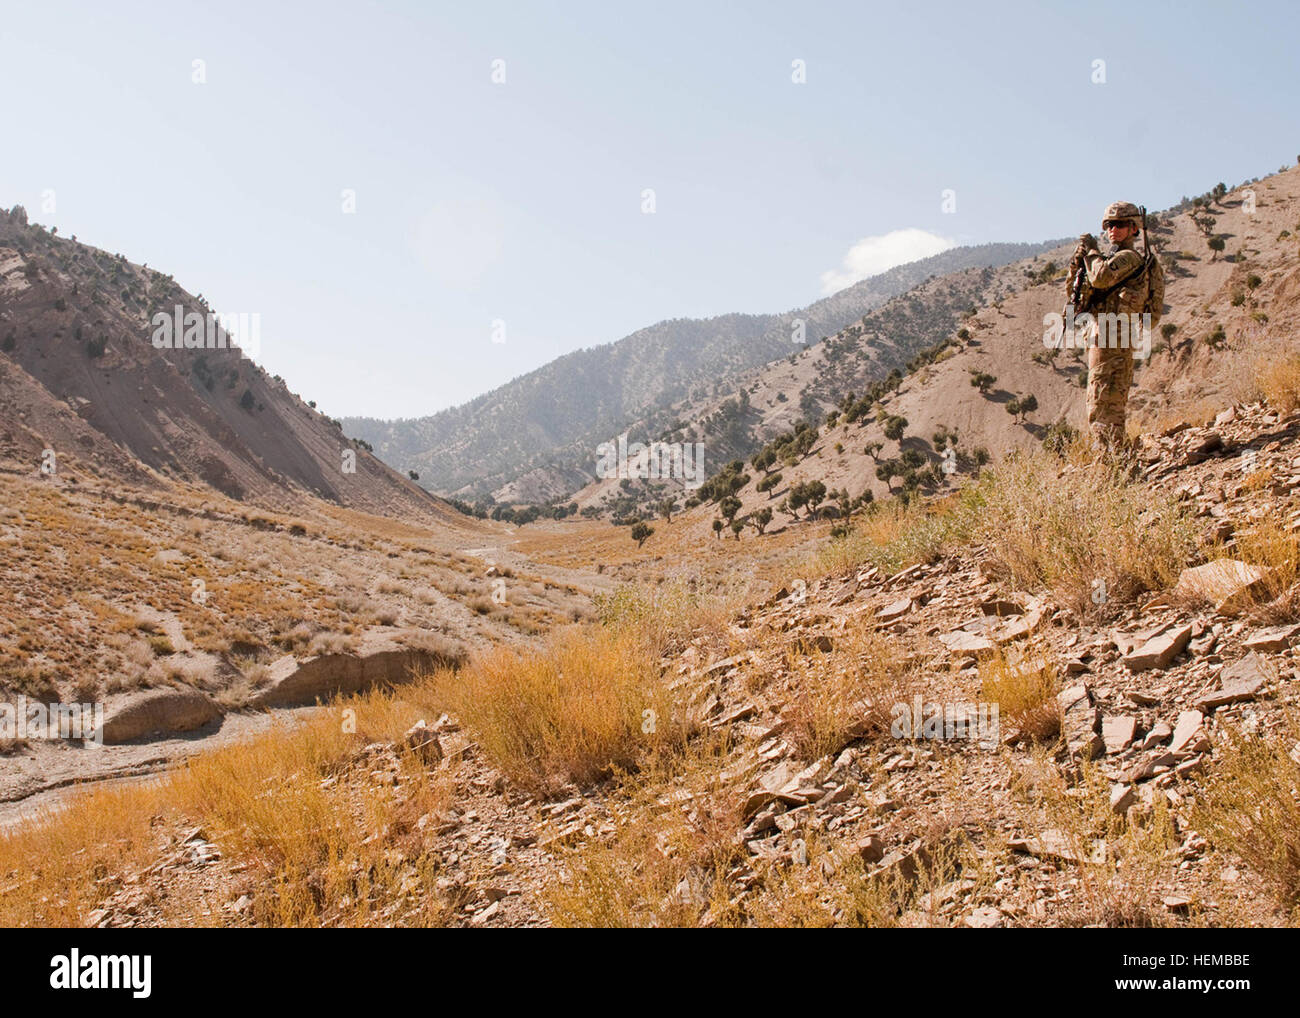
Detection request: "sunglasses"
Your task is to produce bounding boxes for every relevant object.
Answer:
[1102,221,1133,230]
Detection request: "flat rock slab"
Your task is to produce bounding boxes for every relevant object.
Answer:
[1196,652,1271,711]
[877,597,913,622]
[1243,624,1300,653]
[938,630,996,658]
[1123,624,1192,672]
[1102,715,1138,754]
[250,642,440,709]
[100,687,221,744]
[1058,684,1104,759]
[1170,710,1207,754]
[1173,560,1267,613]
[1009,829,1106,865]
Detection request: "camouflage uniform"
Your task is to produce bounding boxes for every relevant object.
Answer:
[1076,201,1164,454]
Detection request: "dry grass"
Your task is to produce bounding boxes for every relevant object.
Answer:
[1255,352,1300,413]
[422,625,682,796]
[963,450,1195,613]
[1014,750,1184,927]
[979,646,1061,743]
[541,740,747,927]
[0,691,458,927]
[782,625,914,761]
[1192,718,1300,915]
[811,496,960,578]
[1218,518,1300,622]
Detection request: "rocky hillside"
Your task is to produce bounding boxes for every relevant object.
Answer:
[16,396,1300,928]
[591,166,1300,535]
[0,206,442,521]
[343,242,1058,501]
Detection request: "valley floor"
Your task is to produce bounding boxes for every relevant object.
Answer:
[4,397,1300,927]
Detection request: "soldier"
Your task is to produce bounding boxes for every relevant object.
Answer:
[1071,200,1164,455]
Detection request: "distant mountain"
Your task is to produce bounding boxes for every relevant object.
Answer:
[343,241,1060,499]
[0,206,445,520]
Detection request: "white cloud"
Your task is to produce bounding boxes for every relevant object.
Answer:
[819,228,956,294]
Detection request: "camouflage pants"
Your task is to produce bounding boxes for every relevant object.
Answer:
[1086,343,1134,453]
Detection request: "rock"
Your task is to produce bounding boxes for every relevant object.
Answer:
[1102,715,1137,754]
[100,687,221,744]
[402,720,443,765]
[1058,684,1103,759]
[1110,784,1136,814]
[1243,623,1300,654]
[938,630,996,659]
[856,834,885,864]
[877,839,931,881]
[1173,560,1267,613]
[1214,407,1236,427]
[249,637,445,708]
[1009,829,1106,865]
[1123,624,1192,672]
[1196,652,1271,710]
[877,597,913,622]
[963,907,1004,929]
[981,597,1024,617]
[1141,720,1172,749]
[1169,710,1206,754]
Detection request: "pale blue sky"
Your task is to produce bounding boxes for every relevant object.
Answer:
[3,0,1297,418]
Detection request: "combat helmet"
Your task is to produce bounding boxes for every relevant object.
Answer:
[1102,201,1142,229]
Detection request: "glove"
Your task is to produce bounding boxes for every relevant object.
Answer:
[1079,233,1098,252]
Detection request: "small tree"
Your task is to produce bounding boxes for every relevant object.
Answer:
[803,480,827,517]
[756,471,783,498]
[631,522,654,548]
[719,495,742,524]
[882,415,908,442]
[969,370,996,393]
[712,519,724,539]
[730,519,744,541]
[407,470,420,480]
[876,459,901,491]
[656,498,675,522]
[1208,236,1225,261]
[863,441,883,462]
[750,506,773,534]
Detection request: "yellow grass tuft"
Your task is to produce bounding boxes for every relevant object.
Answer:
[963,450,1195,613]
[1255,352,1300,413]
[1192,718,1300,914]
[424,625,681,796]
[782,625,914,761]
[979,646,1061,743]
